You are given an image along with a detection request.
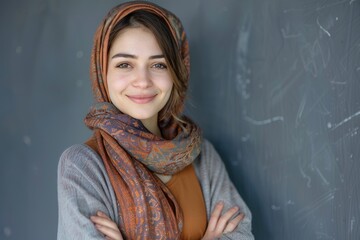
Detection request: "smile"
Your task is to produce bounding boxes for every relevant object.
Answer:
[127,94,157,104]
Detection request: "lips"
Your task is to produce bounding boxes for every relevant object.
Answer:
[127,94,157,104]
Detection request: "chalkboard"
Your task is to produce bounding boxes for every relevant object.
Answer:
[188,0,360,239]
[1,0,359,239]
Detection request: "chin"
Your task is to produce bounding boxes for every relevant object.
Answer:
[128,112,157,121]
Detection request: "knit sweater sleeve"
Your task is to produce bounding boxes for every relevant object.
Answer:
[194,139,254,240]
[57,144,119,240]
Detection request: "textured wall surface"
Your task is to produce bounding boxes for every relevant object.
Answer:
[1,0,359,239]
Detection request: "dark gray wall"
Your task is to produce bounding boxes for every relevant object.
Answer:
[1,0,359,239]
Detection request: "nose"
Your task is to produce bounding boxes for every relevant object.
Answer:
[132,68,153,89]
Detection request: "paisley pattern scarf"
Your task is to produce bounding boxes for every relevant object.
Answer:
[84,1,201,239]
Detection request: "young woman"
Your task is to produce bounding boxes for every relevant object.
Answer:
[57,1,254,239]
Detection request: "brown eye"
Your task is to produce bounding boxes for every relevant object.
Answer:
[116,63,131,68]
[153,63,167,69]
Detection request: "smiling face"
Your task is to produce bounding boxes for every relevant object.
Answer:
[107,26,173,134]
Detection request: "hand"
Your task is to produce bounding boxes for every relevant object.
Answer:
[90,211,123,240]
[202,202,245,240]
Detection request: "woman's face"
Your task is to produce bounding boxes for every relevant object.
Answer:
[107,26,173,126]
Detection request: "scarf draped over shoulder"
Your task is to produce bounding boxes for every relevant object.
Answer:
[84,1,202,239]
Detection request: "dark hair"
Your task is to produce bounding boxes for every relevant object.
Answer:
[108,10,188,124]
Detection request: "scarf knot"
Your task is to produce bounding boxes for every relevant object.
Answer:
[85,102,201,175]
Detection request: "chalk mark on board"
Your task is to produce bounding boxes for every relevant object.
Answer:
[234,19,251,100]
[244,115,284,126]
[350,216,355,233]
[338,39,359,73]
[281,28,302,39]
[271,205,281,211]
[300,39,330,77]
[295,93,307,127]
[236,74,251,100]
[241,134,250,142]
[350,127,359,136]
[281,23,302,39]
[317,17,331,37]
[349,0,358,5]
[329,110,360,130]
[287,200,295,205]
[23,135,32,145]
[316,0,347,11]
[298,89,330,125]
[3,227,12,237]
[308,140,333,186]
[316,232,335,240]
[16,46,22,54]
[330,80,347,85]
[319,101,331,115]
[309,90,329,114]
[299,158,312,188]
[331,127,359,157]
[270,61,301,105]
[344,0,354,71]
[295,189,337,222]
[314,166,330,185]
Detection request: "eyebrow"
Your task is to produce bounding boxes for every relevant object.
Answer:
[111,53,165,60]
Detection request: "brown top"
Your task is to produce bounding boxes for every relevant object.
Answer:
[166,164,207,240]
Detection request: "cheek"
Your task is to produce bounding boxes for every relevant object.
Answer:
[165,82,174,95]
[160,76,174,94]
[107,76,127,103]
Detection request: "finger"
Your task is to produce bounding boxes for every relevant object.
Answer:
[91,215,118,231]
[91,211,111,222]
[105,236,117,240]
[105,236,121,240]
[214,206,239,233]
[223,213,245,234]
[95,224,122,240]
[207,202,224,231]
[97,211,111,220]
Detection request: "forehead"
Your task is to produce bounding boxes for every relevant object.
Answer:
[111,27,159,47]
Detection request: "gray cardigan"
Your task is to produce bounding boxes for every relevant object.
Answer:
[57,139,254,239]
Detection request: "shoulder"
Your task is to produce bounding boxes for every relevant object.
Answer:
[201,139,219,159]
[198,138,224,169]
[60,143,98,161]
[193,138,226,181]
[59,143,101,167]
[58,143,105,180]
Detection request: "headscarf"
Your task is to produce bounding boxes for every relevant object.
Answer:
[84,1,202,239]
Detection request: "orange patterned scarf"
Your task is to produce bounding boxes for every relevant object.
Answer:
[84,1,201,239]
